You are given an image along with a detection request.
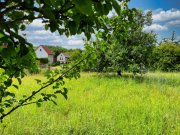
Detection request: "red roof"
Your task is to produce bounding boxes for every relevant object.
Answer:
[40,45,53,55]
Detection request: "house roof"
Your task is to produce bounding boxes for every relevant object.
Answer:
[61,53,70,58]
[40,45,53,55]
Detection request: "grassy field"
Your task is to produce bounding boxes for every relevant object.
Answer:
[0,72,180,135]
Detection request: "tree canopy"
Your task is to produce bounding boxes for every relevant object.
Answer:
[84,10,157,75]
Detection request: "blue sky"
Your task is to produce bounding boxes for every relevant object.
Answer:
[129,0,180,43]
[25,0,180,49]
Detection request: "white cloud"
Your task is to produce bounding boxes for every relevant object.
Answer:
[28,19,44,27]
[176,36,180,41]
[166,20,180,26]
[143,24,168,31]
[67,39,83,46]
[23,28,84,48]
[152,9,180,22]
[33,30,51,35]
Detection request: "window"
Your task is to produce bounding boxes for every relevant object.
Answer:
[40,49,41,51]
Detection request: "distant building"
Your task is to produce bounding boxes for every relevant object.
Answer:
[2,43,8,48]
[57,53,70,64]
[35,45,54,64]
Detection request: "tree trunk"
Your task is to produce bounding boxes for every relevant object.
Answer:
[117,70,122,76]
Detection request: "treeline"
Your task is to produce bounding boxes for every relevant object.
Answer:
[83,41,180,73]
[45,35,180,74]
[151,42,180,71]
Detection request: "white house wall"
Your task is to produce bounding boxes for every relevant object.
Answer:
[48,55,54,64]
[57,54,66,63]
[35,46,48,58]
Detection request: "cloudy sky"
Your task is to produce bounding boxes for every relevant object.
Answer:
[24,0,180,49]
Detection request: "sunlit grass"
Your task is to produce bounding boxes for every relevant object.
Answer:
[0,72,180,134]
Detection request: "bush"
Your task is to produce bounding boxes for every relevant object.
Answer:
[28,67,40,74]
[37,58,49,64]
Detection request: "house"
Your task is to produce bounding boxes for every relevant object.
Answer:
[35,45,54,64]
[2,43,8,48]
[57,53,70,64]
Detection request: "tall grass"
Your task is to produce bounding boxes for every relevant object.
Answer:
[0,72,179,135]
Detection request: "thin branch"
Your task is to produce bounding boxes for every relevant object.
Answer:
[21,101,40,107]
[0,52,93,122]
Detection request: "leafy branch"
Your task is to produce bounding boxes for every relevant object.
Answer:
[0,51,92,122]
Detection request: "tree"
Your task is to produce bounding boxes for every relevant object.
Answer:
[151,32,180,72]
[152,43,180,71]
[111,10,156,76]
[162,31,180,45]
[0,0,131,122]
[84,10,157,76]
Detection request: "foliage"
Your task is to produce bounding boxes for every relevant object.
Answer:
[28,60,41,74]
[84,10,157,75]
[152,43,180,71]
[37,58,49,64]
[69,49,83,62]
[0,0,130,122]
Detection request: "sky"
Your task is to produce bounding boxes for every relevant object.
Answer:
[24,0,180,49]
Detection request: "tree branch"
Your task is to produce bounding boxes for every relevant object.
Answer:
[0,52,93,122]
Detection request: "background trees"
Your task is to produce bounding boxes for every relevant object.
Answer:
[152,43,180,72]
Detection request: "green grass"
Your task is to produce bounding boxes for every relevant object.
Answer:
[0,72,180,135]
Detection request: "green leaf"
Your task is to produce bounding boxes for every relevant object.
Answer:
[11,11,24,19]
[4,92,15,98]
[45,24,49,30]
[43,7,55,20]
[54,90,68,100]
[36,102,41,107]
[38,99,43,102]
[13,84,18,89]
[49,22,57,32]
[74,0,93,15]
[23,95,27,98]
[36,0,41,5]
[112,0,121,15]
[20,24,26,31]
[35,79,41,84]
[17,78,22,85]
[4,79,12,87]
[0,32,4,38]
[51,99,57,105]
[0,108,4,113]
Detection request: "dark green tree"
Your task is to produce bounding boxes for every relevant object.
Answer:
[152,43,180,71]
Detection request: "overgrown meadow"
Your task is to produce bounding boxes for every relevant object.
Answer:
[0,72,180,135]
